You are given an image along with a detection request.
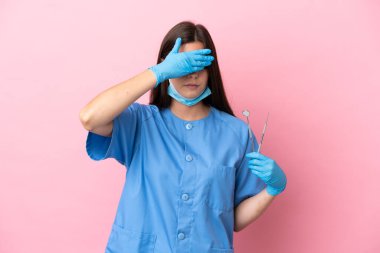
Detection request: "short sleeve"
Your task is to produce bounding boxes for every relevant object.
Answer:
[85,102,141,167]
[234,128,267,208]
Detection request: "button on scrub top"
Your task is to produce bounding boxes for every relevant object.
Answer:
[86,102,266,253]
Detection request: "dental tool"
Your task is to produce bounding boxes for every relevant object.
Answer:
[242,109,254,148]
[242,110,270,153]
[257,112,269,153]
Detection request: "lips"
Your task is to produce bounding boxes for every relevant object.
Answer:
[185,83,199,86]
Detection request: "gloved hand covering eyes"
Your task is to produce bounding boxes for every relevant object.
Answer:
[148,37,214,87]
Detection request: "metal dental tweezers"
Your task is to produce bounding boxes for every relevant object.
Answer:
[242,110,269,153]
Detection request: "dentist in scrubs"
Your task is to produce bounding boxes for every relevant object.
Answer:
[79,21,287,253]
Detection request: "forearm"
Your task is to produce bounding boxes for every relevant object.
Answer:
[79,69,157,130]
[234,187,276,232]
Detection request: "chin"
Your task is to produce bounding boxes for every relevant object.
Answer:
[183,91,202,98]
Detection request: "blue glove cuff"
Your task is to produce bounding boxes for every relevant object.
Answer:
[266,184,286,196]
[148,65,163,88]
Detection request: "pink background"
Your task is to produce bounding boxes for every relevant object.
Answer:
[1,0,379,252]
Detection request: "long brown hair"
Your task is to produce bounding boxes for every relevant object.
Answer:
[149,21,235,117]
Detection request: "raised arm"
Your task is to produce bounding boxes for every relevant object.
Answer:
[79,69,156,131]
[79,37,214,132]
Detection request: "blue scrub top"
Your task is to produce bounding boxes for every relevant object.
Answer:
[86,102,266,253]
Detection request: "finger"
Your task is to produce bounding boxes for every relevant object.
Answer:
[188,48,212,55]
[250,158,272,167]
[248,159,265,166]
[251,168,271,178]
[191,60,212,67]
[249,168,266,177]
[188,66,204,72]
[246,152,266,160]
[249,165,268,172]
[171,37,182,53]
[192,55,215,62]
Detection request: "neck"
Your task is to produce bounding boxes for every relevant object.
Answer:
[169,100,211,121]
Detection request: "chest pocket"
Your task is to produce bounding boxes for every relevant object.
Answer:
[106,223,157,253]
[203,165,236,212]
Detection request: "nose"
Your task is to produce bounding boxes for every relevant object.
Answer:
[187,71,199,79]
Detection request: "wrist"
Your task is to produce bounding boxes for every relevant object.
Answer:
[147,65,163,87]
[265,185,286,196]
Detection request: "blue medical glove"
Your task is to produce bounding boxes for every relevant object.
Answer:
[148,37,214,88]
[246,152,287,196]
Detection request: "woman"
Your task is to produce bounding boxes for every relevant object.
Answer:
[80,21,287,253]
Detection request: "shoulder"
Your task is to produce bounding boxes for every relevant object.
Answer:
[212,107,249,140]
[121,102,159,121]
